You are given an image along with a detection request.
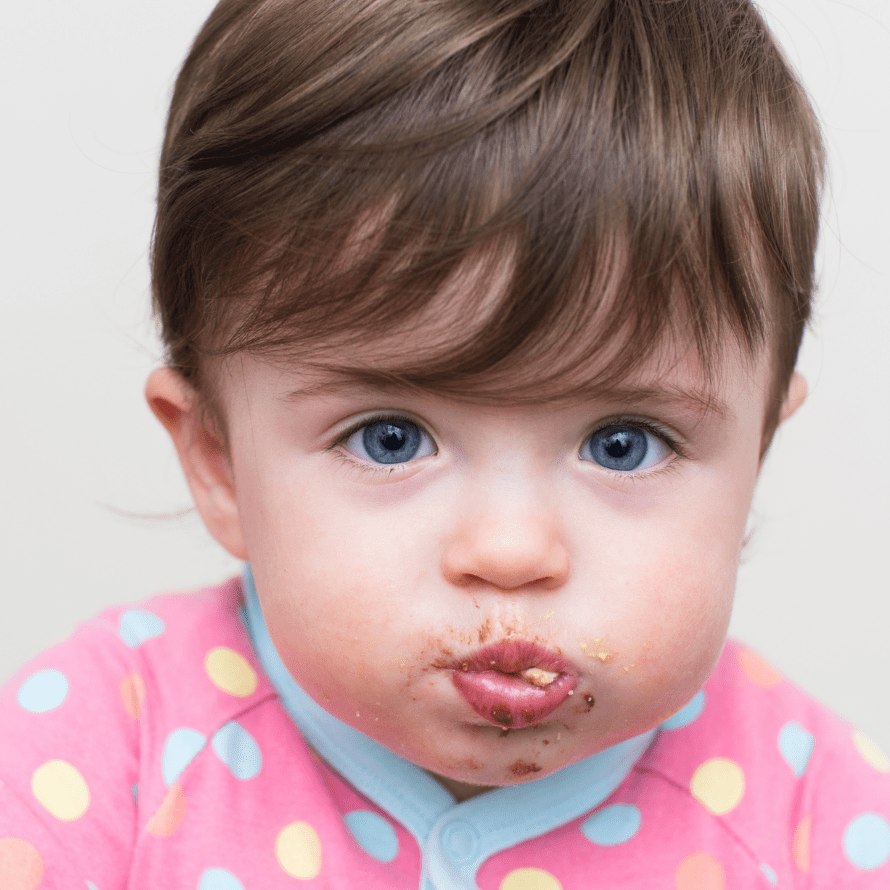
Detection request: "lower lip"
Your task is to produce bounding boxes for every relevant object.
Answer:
[452,669,577,729]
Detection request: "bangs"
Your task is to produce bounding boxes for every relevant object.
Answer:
[153,0,824,423]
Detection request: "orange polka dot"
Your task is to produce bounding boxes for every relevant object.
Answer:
[146,783,187,837]
[792,816,811,872]
[120,672,147,720]
[736,649,783,688]
[0,839,44,890]
[675,851,725,890]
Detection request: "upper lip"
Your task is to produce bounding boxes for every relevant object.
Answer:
[453,640,575,678]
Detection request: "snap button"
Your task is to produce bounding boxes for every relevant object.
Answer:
[440,819,480,862]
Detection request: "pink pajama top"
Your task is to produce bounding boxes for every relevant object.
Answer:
[2,569,889,889]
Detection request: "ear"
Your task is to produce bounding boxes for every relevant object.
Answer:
[779,371,807,424]
[145,368,248,560]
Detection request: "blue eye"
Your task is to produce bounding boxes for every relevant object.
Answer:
[342,418,435,465]
[581,424,672,473]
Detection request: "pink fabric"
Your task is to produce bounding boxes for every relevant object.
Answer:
[1,578,889,888]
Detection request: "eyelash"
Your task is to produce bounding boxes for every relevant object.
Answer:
[328,413,688,479]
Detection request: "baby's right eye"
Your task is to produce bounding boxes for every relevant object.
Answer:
[341,417,436,465]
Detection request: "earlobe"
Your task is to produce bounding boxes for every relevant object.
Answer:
[145,368,248,560]
[779,371,807,424]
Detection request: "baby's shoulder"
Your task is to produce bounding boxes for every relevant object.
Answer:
[632,638,890,881]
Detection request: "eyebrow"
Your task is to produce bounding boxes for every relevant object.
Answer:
[281,367,733,422]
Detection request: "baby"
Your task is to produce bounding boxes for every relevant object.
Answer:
[2,0,889,887]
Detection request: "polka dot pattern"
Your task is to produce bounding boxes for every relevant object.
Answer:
[162,728,207,786]
[0,838,44,890]
[778,722,815,777]
[17,669,69,713]
[854,731,890,773]
[146,782,187,837]
[736,649,783,688]
[120,672,146,720]
[344,810,399,863]
[276,821,322,879]
[198,867,245,890]
[581,804,641,846]
[661,691,706,730]
[674,852,725,890]
[690,758,745,816]
[211,721,262,780]
[844,813,890,871]
[31,759,90,821]
[792,816,811,872]
[118,610,165,648]
[205,647,258,698]
[499,867,563,890]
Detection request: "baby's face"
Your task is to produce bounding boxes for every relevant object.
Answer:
[203,327,772,799]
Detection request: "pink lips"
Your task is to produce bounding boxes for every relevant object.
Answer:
[450,641,577,729]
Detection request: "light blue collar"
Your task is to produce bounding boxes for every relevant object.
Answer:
[240,566,657,890]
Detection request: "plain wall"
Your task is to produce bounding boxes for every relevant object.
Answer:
[2,0,889,748]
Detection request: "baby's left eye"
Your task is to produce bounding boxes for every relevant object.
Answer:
[580,423,673,473]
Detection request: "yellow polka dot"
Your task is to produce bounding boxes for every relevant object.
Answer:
[853,731,890,773]
[0,838,44,890]
[736,649,783,688]
[205,647,258,698]
[276,821,322,880]
[31,760,90,821]
[120,672,147,720]
[792,815,811,872]
[674,851,725,890]
[690,758,745,816]
[500,867,563,890]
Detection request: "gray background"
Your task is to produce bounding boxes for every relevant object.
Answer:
[2,0,888,749]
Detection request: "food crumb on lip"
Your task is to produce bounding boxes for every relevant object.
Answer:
[519,667,559,687]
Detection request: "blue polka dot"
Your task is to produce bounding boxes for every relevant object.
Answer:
[760,863,778,885]
[198,868,245,890]
[345,810,399,863]
[581,804,642,846]
[844,813,890,870]
[661,691,705,730]
[118,610,165,648]
[778,721,815,777]
[17,669,69,713]
[132,784,138,804]
[86,882,100,890]
[211,721,262,780]
[162,728,207,786]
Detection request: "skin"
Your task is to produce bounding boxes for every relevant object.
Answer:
[147,319,805,802]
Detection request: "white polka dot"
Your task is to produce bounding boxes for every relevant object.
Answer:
[17,669,69,713]
[162,728,207,786]
[198,867,245,890]
[344,810,399,863]
[844,813,890,871]
[118,610,165,648]
[211,721,262,780]
[778,721,815,777]
[581,804,641,846]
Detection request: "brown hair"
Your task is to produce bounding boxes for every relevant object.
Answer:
[151,0,825,444]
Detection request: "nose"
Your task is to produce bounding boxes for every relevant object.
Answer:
[441,491,570,592]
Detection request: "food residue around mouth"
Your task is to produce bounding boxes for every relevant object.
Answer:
[519,667,559,687]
